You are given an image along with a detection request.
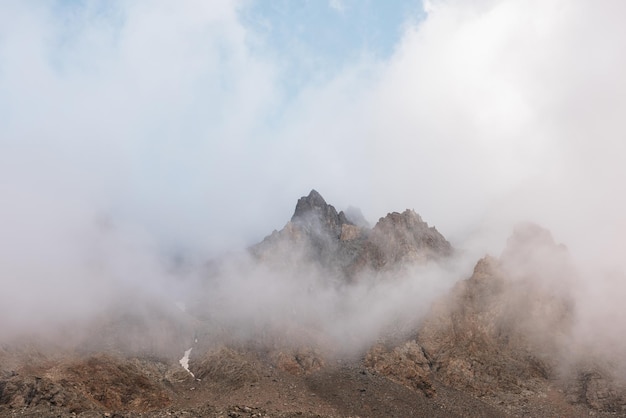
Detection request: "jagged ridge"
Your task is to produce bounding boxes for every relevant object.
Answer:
[252,190,453,279]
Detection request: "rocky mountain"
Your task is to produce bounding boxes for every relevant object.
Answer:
[1,191,625,417]
[367,223,626,415]
[251,189,452,280]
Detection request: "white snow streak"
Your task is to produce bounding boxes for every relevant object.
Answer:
[179,347,194,377]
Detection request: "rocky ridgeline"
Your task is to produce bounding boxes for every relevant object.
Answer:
[251,189,452,279]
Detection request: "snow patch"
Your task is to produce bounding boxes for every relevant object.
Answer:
[179,348,194,377]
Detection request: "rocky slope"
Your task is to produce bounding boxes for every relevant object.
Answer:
[1,191,625,417]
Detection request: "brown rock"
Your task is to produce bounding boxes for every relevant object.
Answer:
[365,341,435,397]
[339,224,361,241]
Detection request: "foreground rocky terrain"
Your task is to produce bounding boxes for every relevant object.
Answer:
[2,190,625,417]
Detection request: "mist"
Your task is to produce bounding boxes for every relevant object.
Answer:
[1,0,626,374]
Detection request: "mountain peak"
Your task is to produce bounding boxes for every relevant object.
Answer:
[287,190,350,240]
[253,190,453,275]
[292,189,329,220]
[368,209,453,264]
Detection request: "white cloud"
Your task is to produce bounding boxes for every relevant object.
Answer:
[329,0,346,13]
[2,0,625,257]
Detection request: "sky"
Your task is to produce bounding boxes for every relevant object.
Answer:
[1,0,626,270]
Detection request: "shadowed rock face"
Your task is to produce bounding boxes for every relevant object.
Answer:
[291,189,352,239]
